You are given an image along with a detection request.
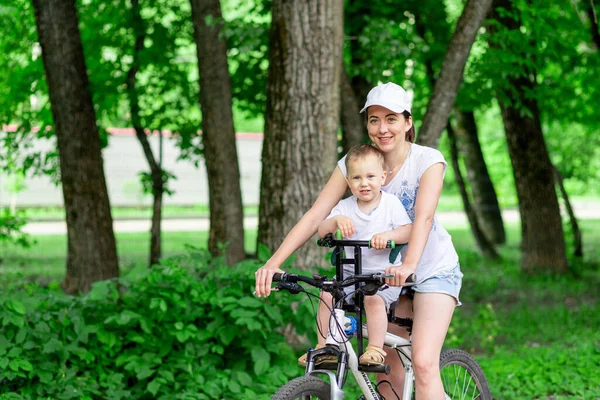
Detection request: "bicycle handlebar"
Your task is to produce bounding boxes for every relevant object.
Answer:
[273,271,417,293]
[316,230,396,249]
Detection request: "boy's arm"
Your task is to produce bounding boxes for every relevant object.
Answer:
[370,224,412,249]
[318,215,355,238]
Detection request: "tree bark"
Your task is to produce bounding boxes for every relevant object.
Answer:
[190,0,245,264]
[447,122,499,259]
[126,0,164,266]
[258,0,343,269]
[491,0,567,273]
[414,11,505,248]
[32,0,119,293]
[587,1,600,48]
[340,68,365,154]
[553,166,582,258]
[416,0,493,148]
[454,110,506,245]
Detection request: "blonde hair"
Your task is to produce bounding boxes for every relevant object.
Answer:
[345,144,385,171]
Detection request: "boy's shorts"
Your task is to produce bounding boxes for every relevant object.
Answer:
[341,268,402,311]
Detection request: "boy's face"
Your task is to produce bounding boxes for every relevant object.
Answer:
[346,154,386,203]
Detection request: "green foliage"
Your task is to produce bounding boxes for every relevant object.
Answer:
[0,209,31,249]
[0,252,314,399]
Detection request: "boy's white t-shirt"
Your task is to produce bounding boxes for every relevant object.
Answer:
[337,143,459,282]
[327,191,411,274]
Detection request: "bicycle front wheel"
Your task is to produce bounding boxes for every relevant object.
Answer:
[272,375,331,400]
[439,349,492,400]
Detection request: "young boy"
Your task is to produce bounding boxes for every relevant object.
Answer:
[299,144,412,367]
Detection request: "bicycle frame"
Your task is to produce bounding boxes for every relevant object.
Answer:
[306,307,415,400]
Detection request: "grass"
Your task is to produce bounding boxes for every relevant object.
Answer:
[1,219,599,398]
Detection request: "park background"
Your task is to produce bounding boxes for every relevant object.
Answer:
[1,0,599,399]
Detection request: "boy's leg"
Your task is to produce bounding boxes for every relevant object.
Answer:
[377,295,412,399]
[317,290,334,346]
[363,294,387,348]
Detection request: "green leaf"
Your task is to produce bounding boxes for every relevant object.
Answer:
[43,338,63,354]
[238,297,262,308]
[257,243,272,263]
[8,299,26,315]
[251,347,270,375]
[147,379,161,396]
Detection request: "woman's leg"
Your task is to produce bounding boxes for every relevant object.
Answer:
[377,295,413,399]
[411,292,456,400]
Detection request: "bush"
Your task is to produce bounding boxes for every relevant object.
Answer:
[0,249,313,399]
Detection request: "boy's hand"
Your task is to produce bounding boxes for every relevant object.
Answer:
[371,232,392,249]
[335,216,355,238]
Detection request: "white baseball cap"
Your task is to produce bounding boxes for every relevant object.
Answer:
[360,82,411,114]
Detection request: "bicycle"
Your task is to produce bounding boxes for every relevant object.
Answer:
[271,232,492,400]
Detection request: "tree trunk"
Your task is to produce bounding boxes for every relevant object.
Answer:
[190,0,245,264]
[454,110,506,245]
[258,0,343,269]
[340,68,365,154]
[587,1,600,48]
[447,122,499,259]
[416,0,493,148]
[126,0,164,266]
[553,166,582,258]
[32,0,119,293]
[492,0,567,273]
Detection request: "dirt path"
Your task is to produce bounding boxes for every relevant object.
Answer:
[22,203,599,235]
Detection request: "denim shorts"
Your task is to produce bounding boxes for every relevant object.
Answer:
[412,263,463,306]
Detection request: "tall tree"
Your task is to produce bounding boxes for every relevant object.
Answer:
[416,0,493,148]
[447,121,499,259]
[413,7,505,248]
[340,68,365,154]
[190,0,245,264]
[125,0,167,266]
[31,0,119,293]
[258,0,344,268]
[490,0,567,272]
[453,110,505,244]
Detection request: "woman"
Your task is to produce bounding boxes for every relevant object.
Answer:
[255,82,462,400]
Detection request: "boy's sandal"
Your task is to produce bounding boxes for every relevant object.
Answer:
[359,345,387,366]
[298,344,337,366]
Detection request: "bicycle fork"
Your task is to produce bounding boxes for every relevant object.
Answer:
[313,308,381,400]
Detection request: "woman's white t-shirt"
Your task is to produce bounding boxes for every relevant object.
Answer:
[337,143,459,282]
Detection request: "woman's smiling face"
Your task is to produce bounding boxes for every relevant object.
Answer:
[366,105,412,153]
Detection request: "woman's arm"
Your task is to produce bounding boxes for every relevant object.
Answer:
[385,163,445,286]
[254,167,348,297]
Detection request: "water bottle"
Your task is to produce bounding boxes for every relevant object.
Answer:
[343,315,358,335]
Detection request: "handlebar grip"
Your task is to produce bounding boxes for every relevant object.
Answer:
[335,229,343,240]
[405,273,417,284]
[273,273,285,282]
[367,240,395,249]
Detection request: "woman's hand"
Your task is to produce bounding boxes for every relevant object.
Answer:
[254,264,284,297]
[384,263,417,286]
[371,232,393,250]
[335,216,355,238]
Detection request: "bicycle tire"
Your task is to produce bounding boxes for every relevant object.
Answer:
[272,375,331,400]
[439,349,492,400]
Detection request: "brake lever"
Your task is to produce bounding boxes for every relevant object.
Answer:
[275,282,303,294]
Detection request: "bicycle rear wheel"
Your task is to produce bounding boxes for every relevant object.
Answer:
[439,349,492,400]
[272,375,331,400]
